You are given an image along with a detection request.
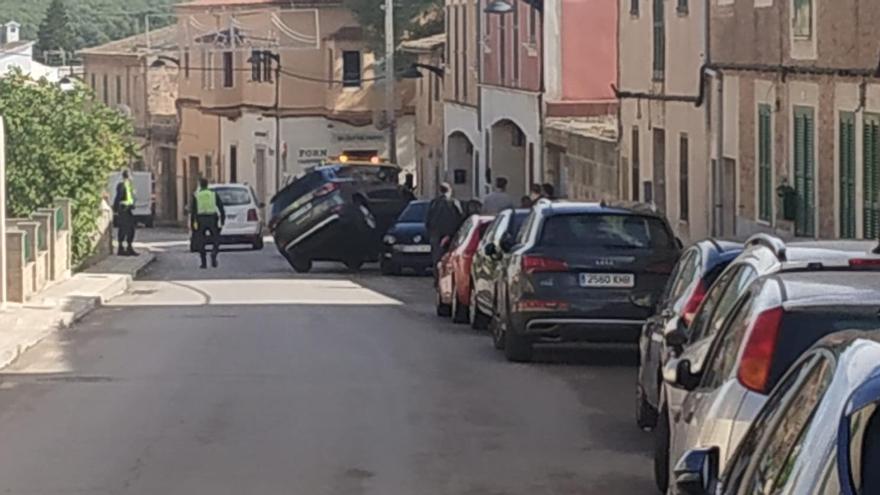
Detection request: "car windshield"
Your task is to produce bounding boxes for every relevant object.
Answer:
[328,165,400,184]
[398,202,428,223]
[213,187,252,206]
[538,214,674,249]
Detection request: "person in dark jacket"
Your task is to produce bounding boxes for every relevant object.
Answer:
[191,178,227,269]
[112,170,138,256]
[426,182,463,269]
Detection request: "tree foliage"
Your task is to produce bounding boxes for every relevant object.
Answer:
[0,71,136,264]
[35,0,75,61]
[343,0,444,55]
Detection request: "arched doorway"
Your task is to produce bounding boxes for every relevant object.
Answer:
[490,119,527,198]
[447,131,476,200]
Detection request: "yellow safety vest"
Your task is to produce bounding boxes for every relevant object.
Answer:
[122,179,135,206]
[196,188,219,215]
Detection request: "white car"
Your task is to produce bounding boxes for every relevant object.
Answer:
[190,183,265,251]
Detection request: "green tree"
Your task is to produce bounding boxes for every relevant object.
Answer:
[343,0,443,55]
[35,0,74,61]
[0,71,136,264]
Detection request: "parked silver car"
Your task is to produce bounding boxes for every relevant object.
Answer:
[664,268,880,488]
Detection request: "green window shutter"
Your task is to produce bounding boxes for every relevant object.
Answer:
[758,105,772,222]
[793,107,816,237]
[840,112,856,238]
[653,0,665,80]
[865,114,880,239]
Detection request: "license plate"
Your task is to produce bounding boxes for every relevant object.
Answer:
[579,273,635,288]
[398,244,431,253]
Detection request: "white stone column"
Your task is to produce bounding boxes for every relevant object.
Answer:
[0,116,7,310]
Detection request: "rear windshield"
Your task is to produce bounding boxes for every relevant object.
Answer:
[538,214,674,249]
[510,211,529,237]
[398,202,428,223]
[214,187,252,206]
[327,165,399,184]
[768,309,880,389]
[270,171,328,219]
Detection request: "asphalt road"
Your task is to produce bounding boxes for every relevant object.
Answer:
[0,229,655,495]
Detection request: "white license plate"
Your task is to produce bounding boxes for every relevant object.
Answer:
[398,244,431,253]
[579,273,635,288]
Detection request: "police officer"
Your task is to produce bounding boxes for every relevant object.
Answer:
[113,170,138,256]
[191,178,226,269]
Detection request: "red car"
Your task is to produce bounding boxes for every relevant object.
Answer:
[436,215,495,323]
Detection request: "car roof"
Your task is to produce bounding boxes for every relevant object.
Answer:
[211,183,249,189]
[699,239,744,253]
[764,270,880,308]
[535,201,664,218]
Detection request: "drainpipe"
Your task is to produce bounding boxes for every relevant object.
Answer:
[708,69,724,238]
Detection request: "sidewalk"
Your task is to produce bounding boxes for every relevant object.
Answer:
[0,251,154,369]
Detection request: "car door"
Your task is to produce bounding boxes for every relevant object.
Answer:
[672,290,757,474]
[473,212,507,308]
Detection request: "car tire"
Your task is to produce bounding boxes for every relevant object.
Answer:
[380,260,400,276]
[289,257,313,273]
[469,285,490,330]
[436,288,452,317]
[654,406,671,494]
[504,332,533,363]
[636,384,659,431]
[344,258,364,272]
[451,279,469,324]
[252,236,265,250]
[145,217,154,228]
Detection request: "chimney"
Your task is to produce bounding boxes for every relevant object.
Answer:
[3,21,20,44]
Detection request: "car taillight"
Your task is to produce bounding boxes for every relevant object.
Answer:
[314,182,339,198]
[681,280,707,326]
[247,208,258,222]
[737,306,784,394]
[522,255,569,274]
[849,258,880,268]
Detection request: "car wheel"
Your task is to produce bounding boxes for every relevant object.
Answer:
[435,288,452,317]
[344,257,364,272]
[504,332,533,363]
[654,406,671,494]
[469,284,490,330]
[145,217,154,228]
[451,279,469,324]
[636,384,659,431]
[289,257,313,273]
[252,236,265,250]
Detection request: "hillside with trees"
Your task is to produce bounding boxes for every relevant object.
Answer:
[0,0,179,56]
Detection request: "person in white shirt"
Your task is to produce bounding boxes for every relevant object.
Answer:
[481,177,516,214]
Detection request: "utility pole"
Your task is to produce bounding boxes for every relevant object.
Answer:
[385,0,398,164]
[274,55,282,194]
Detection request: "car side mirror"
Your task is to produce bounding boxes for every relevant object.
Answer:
[673,447,719,495]
[664,321,688,351]
[664,357,700,391]
[484,243,497,257]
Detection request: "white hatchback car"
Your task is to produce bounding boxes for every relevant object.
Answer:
[190,183,265,251]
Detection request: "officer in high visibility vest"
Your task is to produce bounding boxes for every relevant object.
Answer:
[191,177,226,269]
[112,170,138,256]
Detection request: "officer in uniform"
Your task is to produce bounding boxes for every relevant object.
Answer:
[191,178,226,269]
[113,170,138,256]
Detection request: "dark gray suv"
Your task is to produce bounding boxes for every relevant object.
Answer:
[491,201,681,362]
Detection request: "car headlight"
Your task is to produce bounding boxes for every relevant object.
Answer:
[383,234,397,245]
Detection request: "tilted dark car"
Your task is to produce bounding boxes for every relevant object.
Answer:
[672,330,880,495]
[636,239,743,430]
[269,160,413,273]
[380,200,431,275]
[492,201,681,362]
[470,208,530,330]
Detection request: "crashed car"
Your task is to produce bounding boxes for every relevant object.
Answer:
[269,156,414,273]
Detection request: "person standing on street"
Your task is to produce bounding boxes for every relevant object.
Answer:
[426,182,463,271]
[481,177,515,214]
[528,184,543,204]
[191,178,226,269]
[541,183,556,200]
[113,170,138,256]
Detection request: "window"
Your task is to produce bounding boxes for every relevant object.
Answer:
[184,50,190,79]
[686,265,750,344]
[840,112,857,238]
[677,0,688,13]
[453,5,460,99]
[758,104,773,222]
[205,155,213,181]
[428,76,433,125]
[849,403,880,494]
[342,51,362,88]
[632,127,641,201]
[631,0,640,16]
[537,214,675,249]
[793,0,813,39]
[652,0,665,80]
[864,114,880,239]
[793,106,816,237]
[663,249,701,307]
[528,8,537,43]
[263,51,273,82]
[102,74,108,104]
[700,293,756,389]
[223,51,234,88]
[462,5,468,100]
[513,3,520,83]
[251,50,263,82]
[499,14,507,84]
[679,134,689,221]
[744,356,833,493]
[90,73,96,90]
[115,75,122,105]
[229,145,238,183]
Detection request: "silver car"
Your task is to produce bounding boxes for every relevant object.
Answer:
[664,269,880,482]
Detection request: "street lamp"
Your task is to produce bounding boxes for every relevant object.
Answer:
[400,63,445,80]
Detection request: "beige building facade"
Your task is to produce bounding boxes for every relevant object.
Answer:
[618,0,710,243]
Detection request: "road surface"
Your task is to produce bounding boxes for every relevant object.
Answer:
[0,230,655,494]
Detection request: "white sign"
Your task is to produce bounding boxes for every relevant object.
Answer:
[333,133,384,143]
[297,148,328,163]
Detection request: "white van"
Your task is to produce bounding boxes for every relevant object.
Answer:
[107,171,154,227]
